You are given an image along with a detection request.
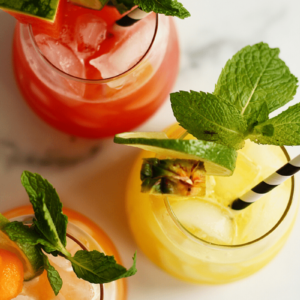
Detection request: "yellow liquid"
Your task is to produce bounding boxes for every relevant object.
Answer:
[126,125,298,284]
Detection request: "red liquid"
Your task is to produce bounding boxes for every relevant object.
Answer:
[13,3,180,138]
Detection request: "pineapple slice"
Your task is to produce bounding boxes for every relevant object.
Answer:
[141,158,206,196]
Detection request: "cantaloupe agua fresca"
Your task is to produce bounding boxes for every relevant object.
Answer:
[0,173,135,299]
[14,236,101,300]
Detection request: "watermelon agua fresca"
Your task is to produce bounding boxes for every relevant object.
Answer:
[0,0,66,38]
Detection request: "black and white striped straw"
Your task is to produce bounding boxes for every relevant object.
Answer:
[231,154,300,210]
[114,7,150,29]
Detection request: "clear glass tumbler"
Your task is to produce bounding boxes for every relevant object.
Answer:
[126,124,299,284]
[12,4,179,138]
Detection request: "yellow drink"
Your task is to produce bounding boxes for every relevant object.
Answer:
[126,124,299,284]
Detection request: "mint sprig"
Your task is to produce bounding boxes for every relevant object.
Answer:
[43,255,63,296]
[249,102,300,145]
[110,0,190,19]
[171,43,299,149]
[170,91,247,149]
[6,171,137,295]
[214,43,298,125]
[70,251,137,283]
[21,171,68,249]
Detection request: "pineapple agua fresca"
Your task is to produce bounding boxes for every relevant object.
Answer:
[141,158,206,197]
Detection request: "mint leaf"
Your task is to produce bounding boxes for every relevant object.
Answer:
[69,251,137,283]
[43,255,63,296]
[214,42,298,125]
[246,101,269,130]
[110,0,190,18]
[249,102,300,145]
[170,91,247,149]
[0,213,9,229]
[3,221,57,253]
[21,171,68,251]
[135,0,190,19]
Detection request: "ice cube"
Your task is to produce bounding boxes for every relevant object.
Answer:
[35,34,86,95]
[89,16,154,81]
[171,198,236,244]
[75,14,107,59]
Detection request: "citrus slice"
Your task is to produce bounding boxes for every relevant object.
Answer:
[0,249,24,300]
[0,225,44,281]
[69,0,108,10]
[114,132,237,176]
[0,0,65,38]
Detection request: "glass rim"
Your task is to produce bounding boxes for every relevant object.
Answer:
[9,214,104,300]
[23,12,159,84]
[164,146,295,249]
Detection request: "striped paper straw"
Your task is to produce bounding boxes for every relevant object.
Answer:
[231,154,300,210]
[114,7,150,29]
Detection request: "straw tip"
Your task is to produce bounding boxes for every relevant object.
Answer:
[231,199,251,211]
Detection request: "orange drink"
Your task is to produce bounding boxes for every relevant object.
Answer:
[3,206,126,300]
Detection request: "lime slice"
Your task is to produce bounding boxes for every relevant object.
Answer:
[0,226,44,281]
[114,132,237,176]
[69,0,108,10]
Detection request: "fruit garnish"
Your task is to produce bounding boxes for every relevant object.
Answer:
[0,0,66,38]
[0,222,44,281]
[141,158,206,196]
[114,42,299,197]
[114,132,237,176]
[0,249,24,300]
[0,171,137,296]
[110,0,190,18]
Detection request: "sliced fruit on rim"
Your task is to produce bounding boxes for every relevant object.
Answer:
[114,132,237,176]
[69,0,108,10]
[0,222,44,281]
[0,0,65,38]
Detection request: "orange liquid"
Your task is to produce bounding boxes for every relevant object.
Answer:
[12,3,180,138]
[3,206,126,300]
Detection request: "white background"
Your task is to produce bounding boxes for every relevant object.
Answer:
[0,0,300,299]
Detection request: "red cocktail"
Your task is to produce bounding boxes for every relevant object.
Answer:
[13,2,179,138]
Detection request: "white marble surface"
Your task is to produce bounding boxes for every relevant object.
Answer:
[1,0,300,299]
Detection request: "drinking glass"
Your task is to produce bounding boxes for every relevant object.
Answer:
[4,206,126,300]
[125,124,299,284]
[12,4,179,138]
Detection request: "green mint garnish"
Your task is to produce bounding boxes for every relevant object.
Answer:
[171,42,298,149]
[214,43,298,124]
[249,102,300,145]
[110,0,190,18]
[170,91,247,150]
[1,171,137,295]
[21,171,68,249]
[69,251,137,283]
[43,255,63,296]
